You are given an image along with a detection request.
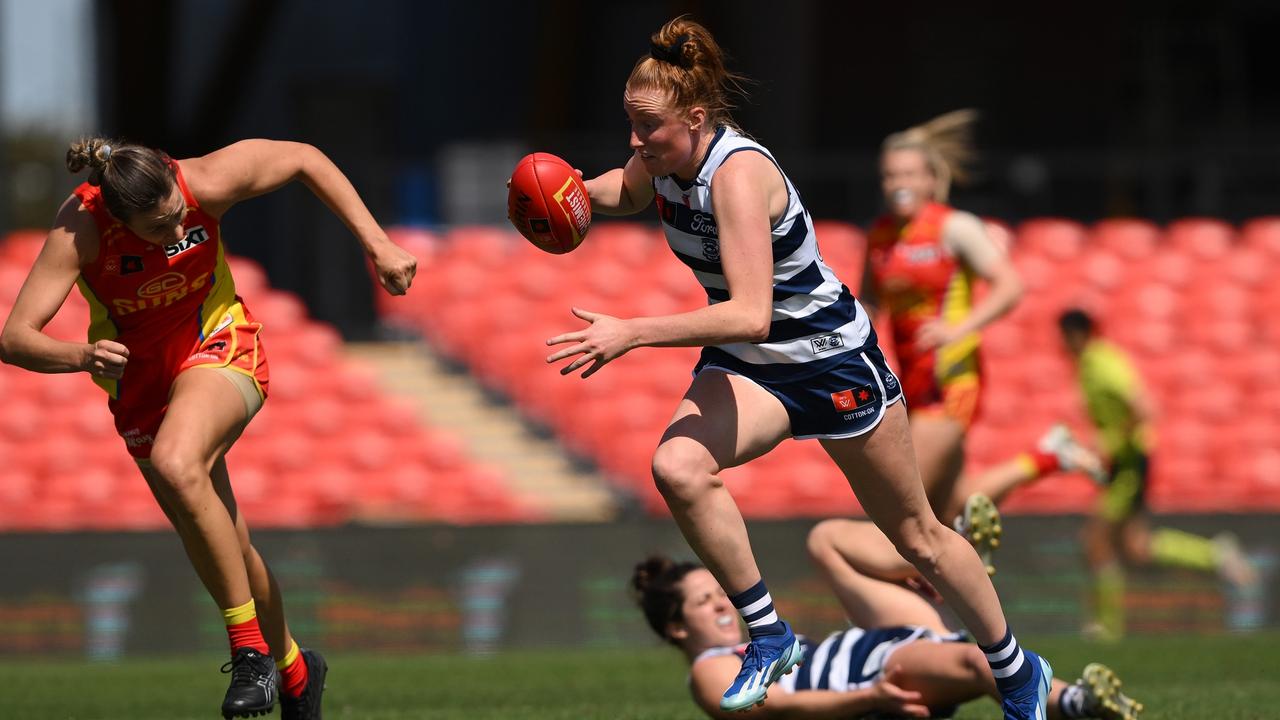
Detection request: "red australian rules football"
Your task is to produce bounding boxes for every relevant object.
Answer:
[507,152,592,254]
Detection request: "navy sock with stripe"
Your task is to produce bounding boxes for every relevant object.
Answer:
[729,579,786,639]
[979,626,1034,695]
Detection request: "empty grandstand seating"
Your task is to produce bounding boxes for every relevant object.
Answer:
[378,217,1280,516]
[8,213,1277,530]
[0,231,536,531]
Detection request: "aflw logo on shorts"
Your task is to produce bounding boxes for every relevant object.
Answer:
[165,226,210,258]
[831,385,875,411]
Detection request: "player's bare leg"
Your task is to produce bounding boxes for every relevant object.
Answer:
[145,368,277,718]
[653,370,803,711]
[823,403,1051,720]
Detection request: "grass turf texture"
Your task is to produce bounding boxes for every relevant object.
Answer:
[0,633,1274,719]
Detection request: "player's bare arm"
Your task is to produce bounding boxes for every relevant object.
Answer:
[584,154,655,216]
[185,139,416,295]
[939,210,1023,335]
[0,197,128,378]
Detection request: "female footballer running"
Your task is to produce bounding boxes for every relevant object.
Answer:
[0,137,415,719]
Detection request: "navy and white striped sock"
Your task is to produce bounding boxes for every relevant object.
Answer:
[729,579,786,638]
[979,627,1033,695]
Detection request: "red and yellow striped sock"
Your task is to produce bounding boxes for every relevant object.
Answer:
[1015,449,1061,478]
[277,639,310,698]
[222,599,270,656]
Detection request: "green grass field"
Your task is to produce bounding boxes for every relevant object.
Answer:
[1,633,1275,719]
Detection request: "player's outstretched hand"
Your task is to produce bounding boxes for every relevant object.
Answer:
[871,666,930,718]
[371,241,417,296]
[83,339,129,379]
[546,307,634,379]
[913,318,965,351]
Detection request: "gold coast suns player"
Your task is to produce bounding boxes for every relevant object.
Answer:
[862,111,1104,571]
[545,18,1052,718]
[0,137,415,719]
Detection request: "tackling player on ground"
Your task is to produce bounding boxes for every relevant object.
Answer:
[633,518,1142,719]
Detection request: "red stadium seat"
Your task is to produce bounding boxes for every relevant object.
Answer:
[347,215,1280,517]
[591,222,667,267]
[1230,351,1280,394]
[581,258,635,301]
[1011,254,1061,294]
[227,255,270,296]
[812,221,866,283]
[1017,218,1086,261]
[1189,318,1251,353]
[1146,251,1195,288]
[385,226,440,266]
[252,290,308,332]
[1240,217,1280,257]
[1223,248,1270,289]
[444,226,518,270]
[0,230,46,268]
[1090,219,1159,260]
[0,455,37,508]
[1166,218,1236,260]
[276,323,343,367]
[2,399,49,441]
[1123,320,1177,357]
[1079,250,1126,292]
[0,267,28,306]
[1115,283,1181,322]
[514,261,564,302]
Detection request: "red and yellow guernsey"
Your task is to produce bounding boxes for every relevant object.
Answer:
[73,162,243,395]
[72,162,267,457]
[866,202,981,423]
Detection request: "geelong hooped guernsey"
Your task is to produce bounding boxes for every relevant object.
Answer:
[654,127,870,382]
[694,626,959,694]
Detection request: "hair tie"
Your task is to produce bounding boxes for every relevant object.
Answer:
[649,33,690,66]
[100,144,112,161]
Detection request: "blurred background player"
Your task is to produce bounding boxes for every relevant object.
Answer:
[549,17,1052,717]
[1057,308,1257,639]
[952,426,1109,575]
[631,518,1142,719]
[860,111,1104,566]
[0,137,416,718]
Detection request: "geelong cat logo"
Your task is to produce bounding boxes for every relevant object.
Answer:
[810,332,845,354]
[701,237,720,262]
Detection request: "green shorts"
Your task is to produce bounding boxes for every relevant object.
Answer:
[1098,446,1149,522]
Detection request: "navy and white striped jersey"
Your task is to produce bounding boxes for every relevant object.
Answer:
[694,625,965,694]
[653,126,872,382]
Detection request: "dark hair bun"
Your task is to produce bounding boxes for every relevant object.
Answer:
[631,555,676,597]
